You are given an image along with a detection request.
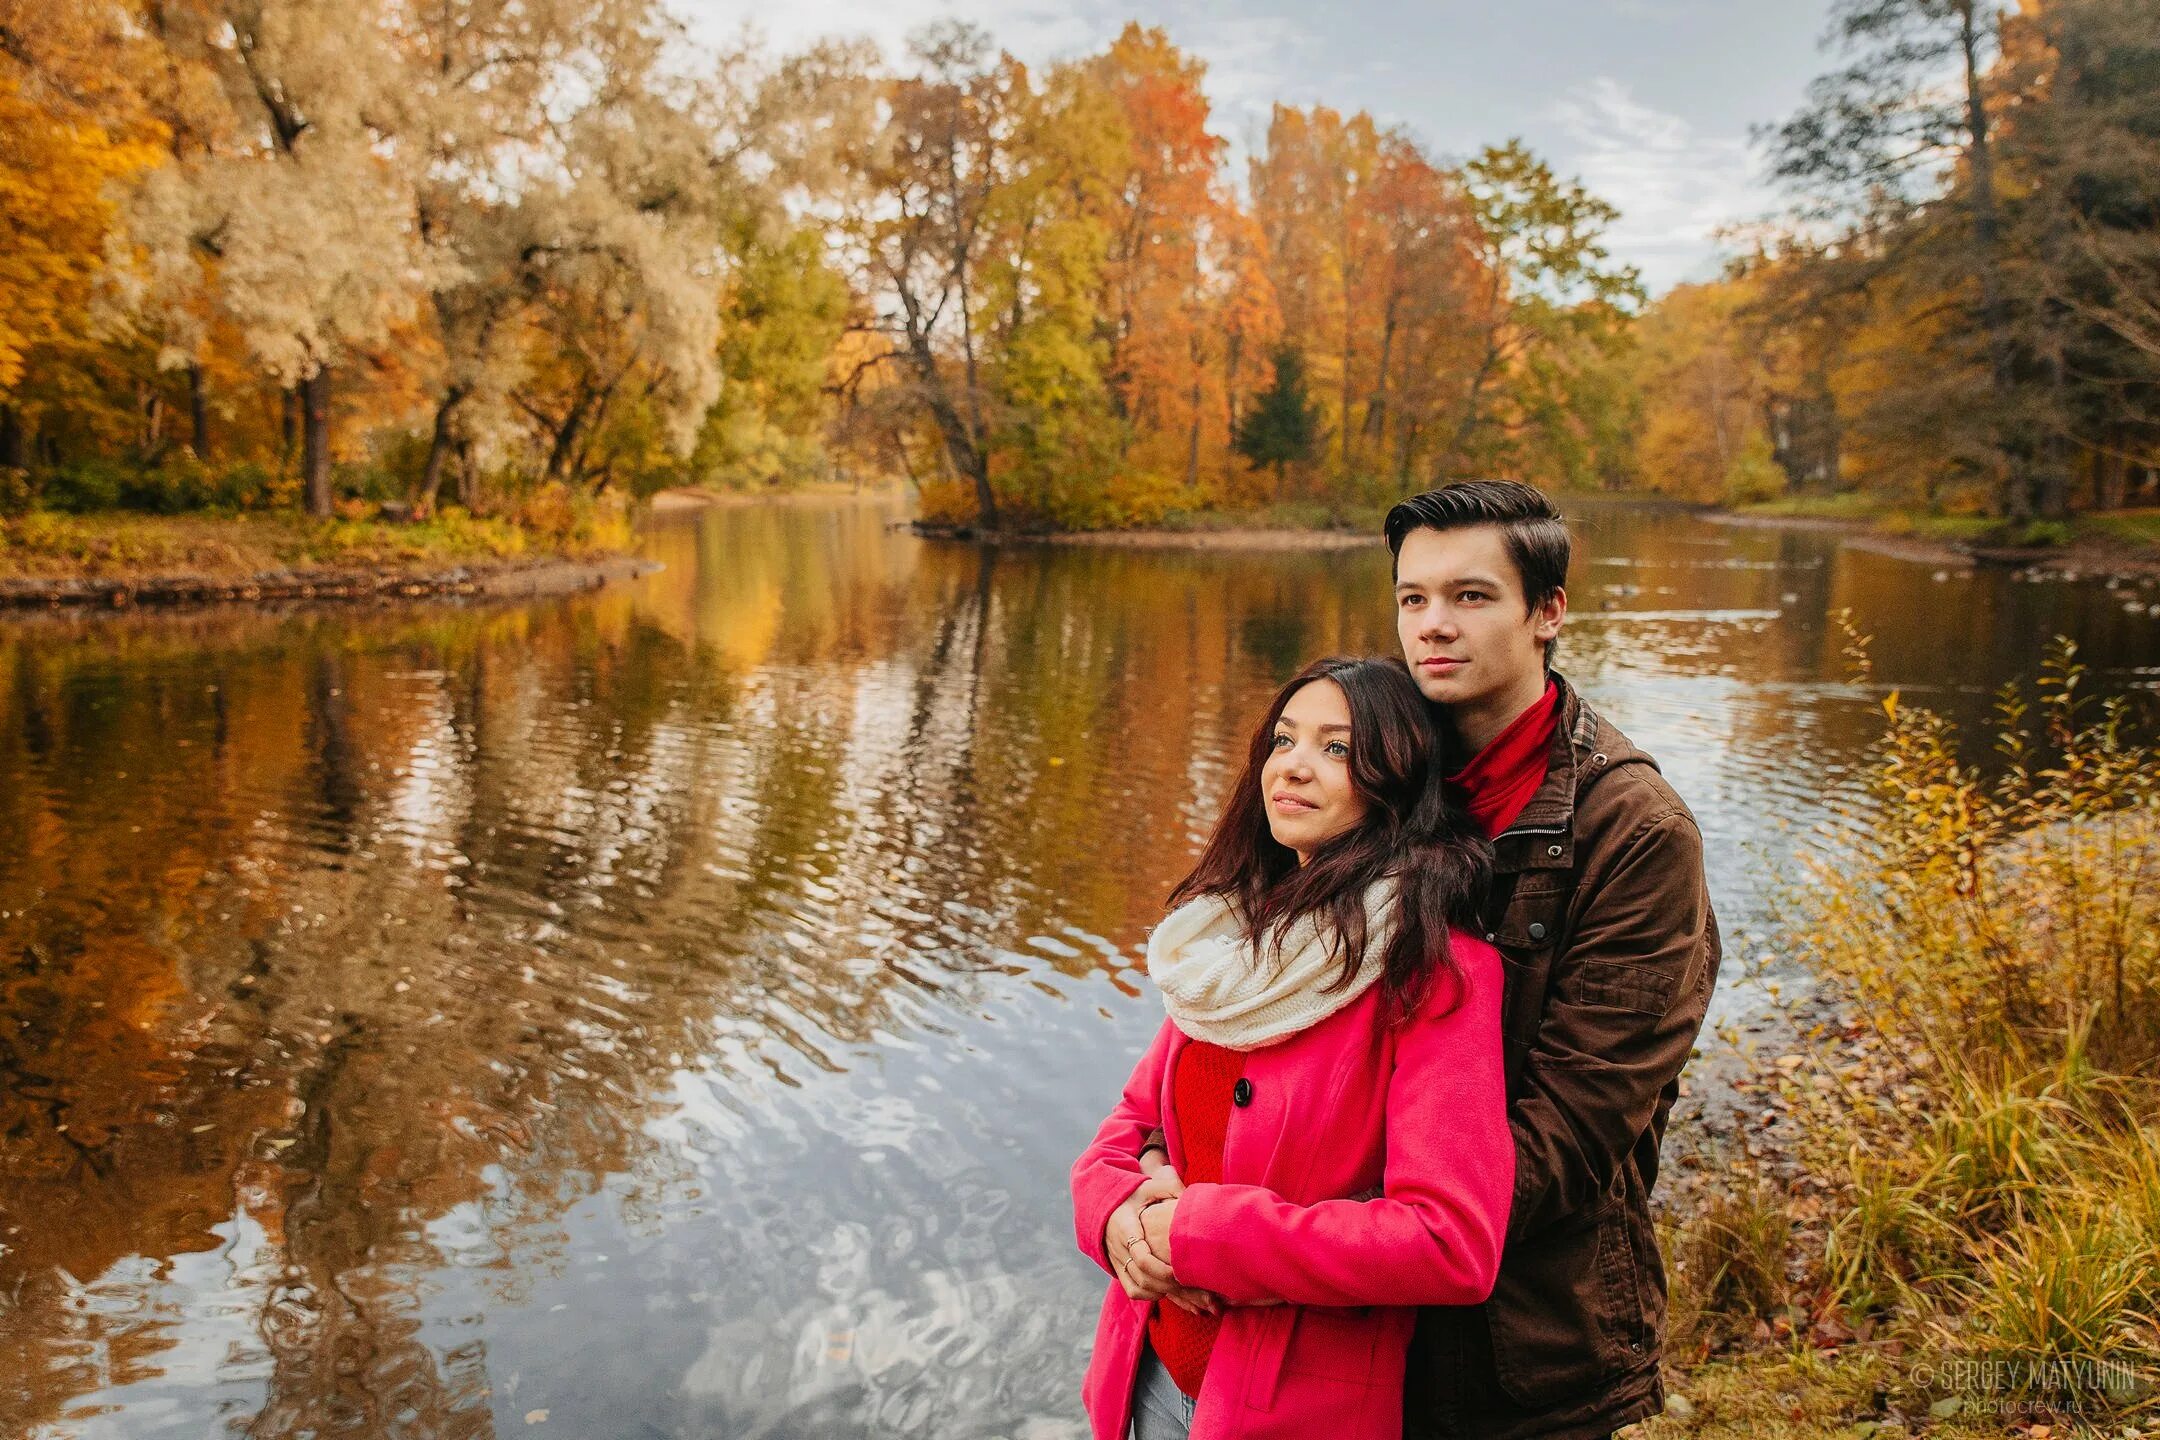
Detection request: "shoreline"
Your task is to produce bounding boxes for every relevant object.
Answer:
[908,520,1377,552]
[647,484,897,513]
[1706,505,2160,578]
[912,501,2160,577]
[0,551,658,612]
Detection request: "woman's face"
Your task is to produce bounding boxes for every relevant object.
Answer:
[1261,679,1371,864]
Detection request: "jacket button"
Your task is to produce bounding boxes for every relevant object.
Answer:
[1592,753,1608,766]
[1484,932,1497,944]
[1528,922,1547,941]
[1232,1078,1253,1108]
[1547,844,1563,858]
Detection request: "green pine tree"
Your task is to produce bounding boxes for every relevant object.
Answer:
[1234,345,1322,497]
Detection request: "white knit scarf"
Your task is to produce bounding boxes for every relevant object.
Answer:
[1146,877,1399,1052]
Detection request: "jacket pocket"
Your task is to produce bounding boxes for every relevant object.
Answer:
[1485,1199,1643,1408]
[1556,957,1678,1016]
[1238,1305,1297,1412]
[1281,1306,1384,1387]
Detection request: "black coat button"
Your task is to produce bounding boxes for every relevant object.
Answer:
[1232,1078,1253,1107]
[1528,922,1547,941]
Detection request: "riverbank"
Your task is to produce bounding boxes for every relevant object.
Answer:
[1643,655,2160,1438]
[1714,496,2160,579]
[0,510,652,610]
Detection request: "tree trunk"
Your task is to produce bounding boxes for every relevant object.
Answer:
[1368,301,1398,459]
[1184,375,1204,490]
[2034,356,2071,520]
[1441,268,1510,481]
[0,404,23,471]
[456,436,482,514]
[188,363,211,459]
[543,385,597,486]
[301,367,333,517]
[903,335,995,528]
[1341,325,1355,473]
[1225,332,1245,432]
[1957,0,2024,519]
[281,385,300,467]
[418,387,468,513]
[2099,434,2127,511]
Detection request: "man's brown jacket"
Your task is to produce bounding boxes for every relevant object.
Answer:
[1406,671,1719,1440]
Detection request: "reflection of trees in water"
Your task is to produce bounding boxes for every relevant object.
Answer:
[0,602,723,1434]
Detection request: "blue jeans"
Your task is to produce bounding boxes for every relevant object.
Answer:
[1130,1342,1196,1439]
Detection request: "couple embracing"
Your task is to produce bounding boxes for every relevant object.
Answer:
[1071,482,1720,1440]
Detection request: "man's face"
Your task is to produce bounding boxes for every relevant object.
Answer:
[1393,525,1565,709]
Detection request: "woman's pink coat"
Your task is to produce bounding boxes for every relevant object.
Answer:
[1069,934,1514,1440]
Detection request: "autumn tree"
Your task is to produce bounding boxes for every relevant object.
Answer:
[1250,106,1374,478]
[1093,26,1250,502]
[839,24,1014,526]
[0,1,168,468]
[1761,0,2065,515]
[110,0,443,514]
[1353,136,1486,487]
[1996,0,2160,509]
[1444,140,1642,486]
[692,221,853,490]
[1628,280,1787,502]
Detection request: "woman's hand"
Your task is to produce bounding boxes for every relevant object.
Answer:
[1137,1195,1283,1307]
[1106,1168,1218,1314]
[1139,1194,1177,1270]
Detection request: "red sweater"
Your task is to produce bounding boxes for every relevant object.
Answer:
[1145,1038,1245,1397]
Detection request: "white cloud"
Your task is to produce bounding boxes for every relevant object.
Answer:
[671,0,1311,129]
[670,0,1317,172]
[1551,76,1772,294]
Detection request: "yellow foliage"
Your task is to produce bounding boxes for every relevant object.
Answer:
[916,478,978,527]
[0,69,161,393]
[1631,279,1777,503]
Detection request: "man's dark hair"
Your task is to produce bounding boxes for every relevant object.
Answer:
[1384,480,1570,668]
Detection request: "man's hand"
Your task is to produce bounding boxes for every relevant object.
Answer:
[1105,1166,1217,1314]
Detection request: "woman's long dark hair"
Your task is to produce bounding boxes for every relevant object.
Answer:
[1167,655,1492,1018]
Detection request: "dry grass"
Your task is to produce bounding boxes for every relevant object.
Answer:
[1653,629,2160,1433]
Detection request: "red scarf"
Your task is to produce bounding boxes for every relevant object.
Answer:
[1446,681,1560,838]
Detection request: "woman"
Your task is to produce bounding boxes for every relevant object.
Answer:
[1070,656,1514,1440]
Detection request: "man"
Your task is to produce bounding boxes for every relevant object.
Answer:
[1107,480,1718,1439]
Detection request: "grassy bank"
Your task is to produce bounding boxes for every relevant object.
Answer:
[0,492,634,600]
[1730,493,2160,565]
[1646,634,2160,1436]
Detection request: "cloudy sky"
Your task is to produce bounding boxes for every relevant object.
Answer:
[673,0,1840,295]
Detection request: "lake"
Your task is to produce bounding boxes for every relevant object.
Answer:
[3,496,2156,1437]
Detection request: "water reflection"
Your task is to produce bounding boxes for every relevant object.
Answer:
[2,497,2155,1437]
